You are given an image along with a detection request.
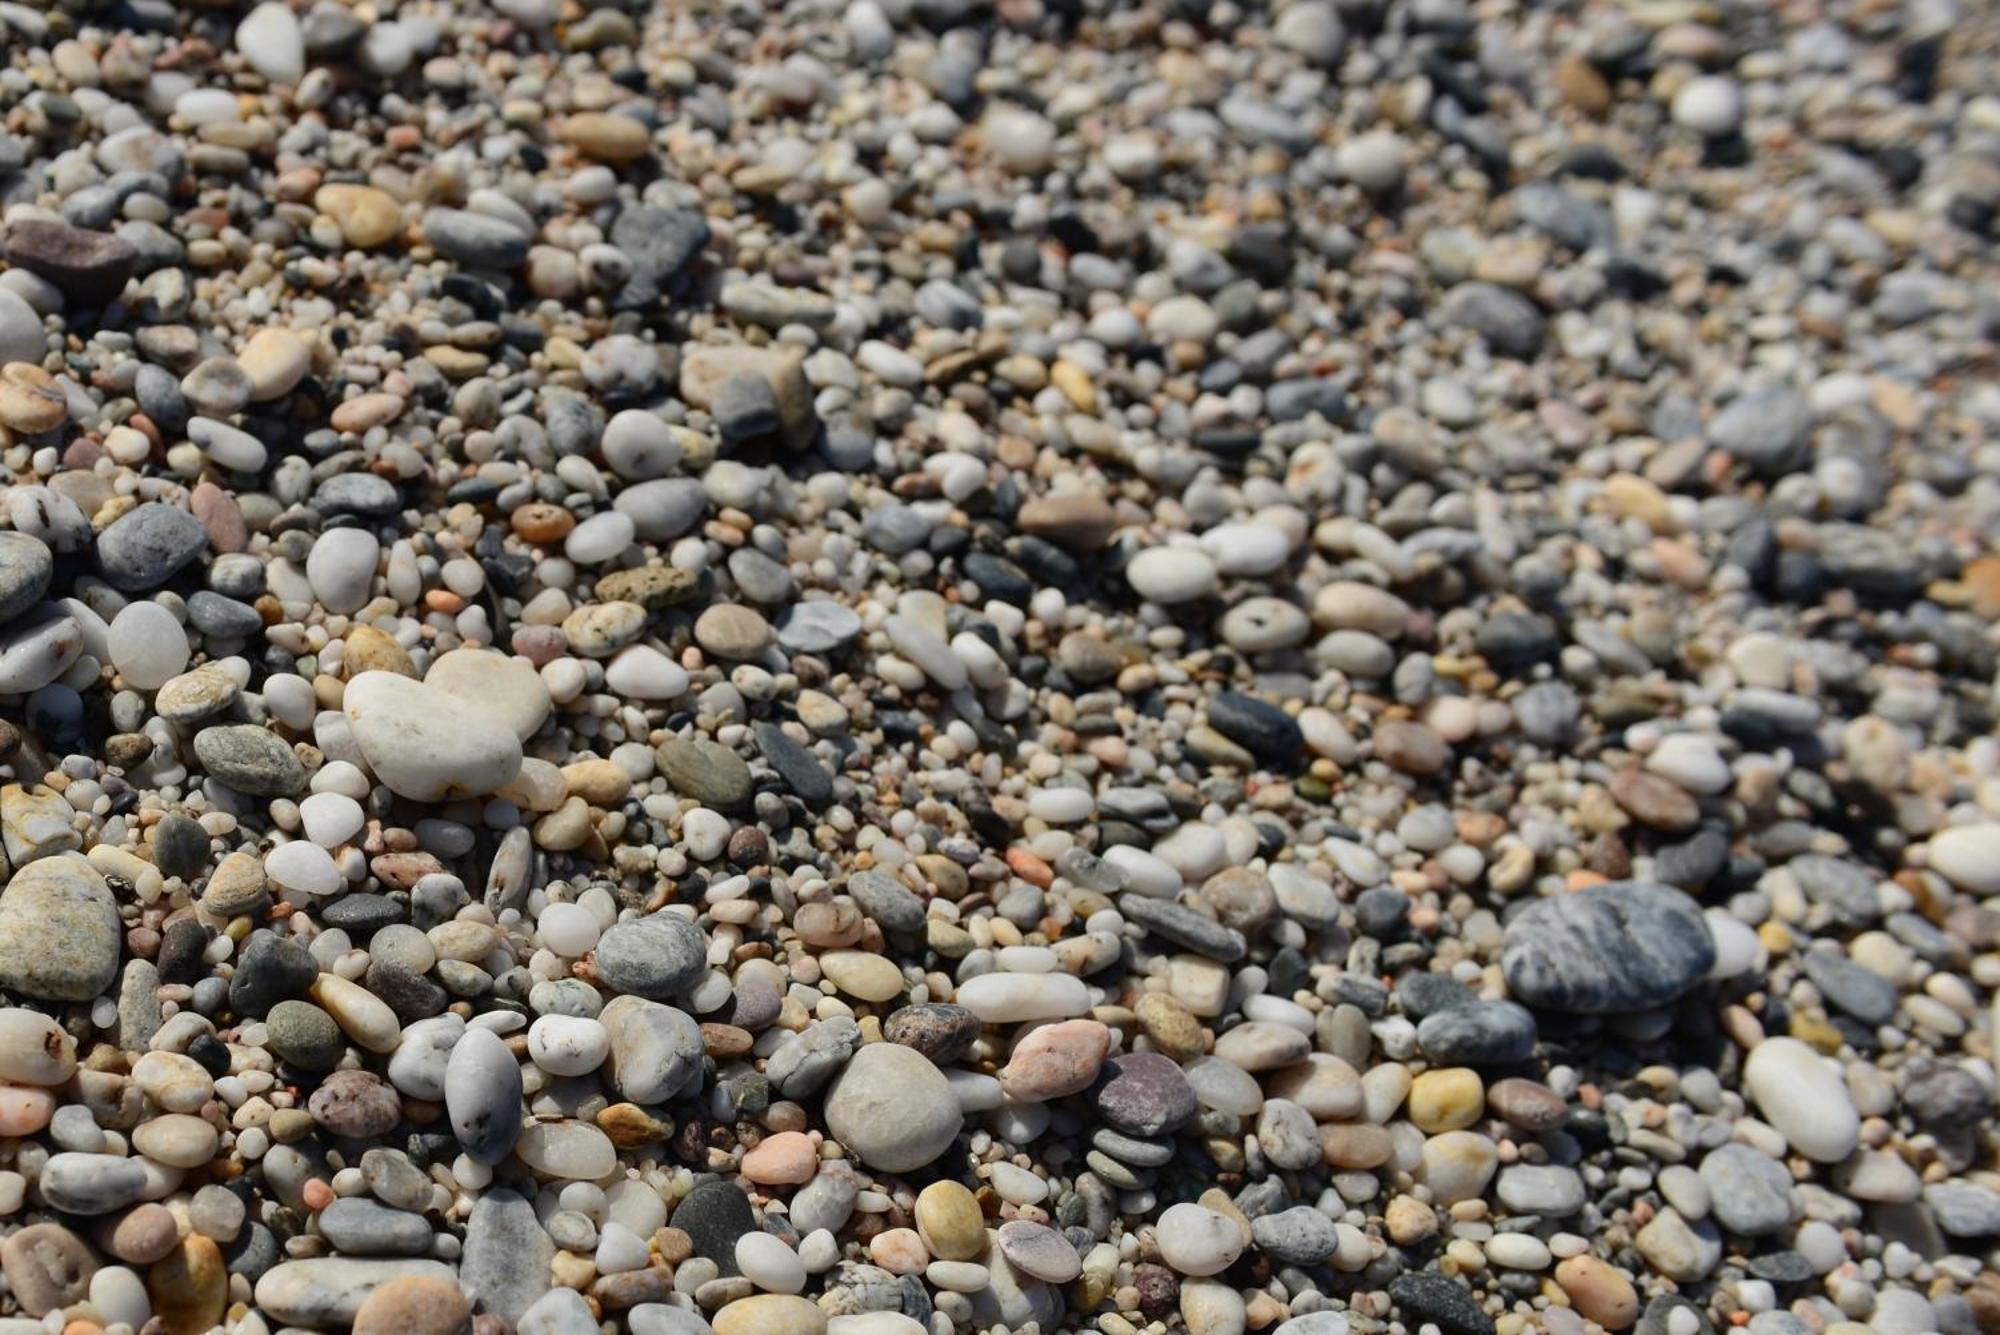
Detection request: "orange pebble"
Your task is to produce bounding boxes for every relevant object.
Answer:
[1005,847,1053,888]
[424,589,465,614]
[302,1178,335,1210]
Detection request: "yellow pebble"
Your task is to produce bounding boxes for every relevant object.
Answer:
[1408,1067,1485,1133]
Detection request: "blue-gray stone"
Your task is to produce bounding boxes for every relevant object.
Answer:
[95,502,208,591]
[1501,882,1714,1014]
[1416,1000,1536,1064]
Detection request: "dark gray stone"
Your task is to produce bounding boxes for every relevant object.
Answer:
[1802,950,1899,1025]
[1416,1000,1537,1064]
[1439,282,1545,358]
[1120,896,1247,962]
[1501,881,1715,1014]
[1390,1269,1496,1335]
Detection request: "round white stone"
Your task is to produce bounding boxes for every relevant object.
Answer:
[604,645,690,700]
[1155,1202,1245,1276]
[1672,76,1744,137]
[527,1015,610,1077]
[1928,824,2000,894]
[538,902,602,956]
[107,601,189,690]
[1127,548,1219,604]
[306,528,380,615]
[564,511,637,565]
[266,840,342,896]
[298,792,364,848]
[736,1231,808,1294]
[1743,1037,1859,1163]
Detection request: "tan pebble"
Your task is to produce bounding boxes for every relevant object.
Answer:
[315,184,403,248]
[352,1275,471,1335]
[343,625,416,678]
[0,363,66,434]
[712,1293,827,1335]
[1555,1255,1639,1329]
[562,112,652,165]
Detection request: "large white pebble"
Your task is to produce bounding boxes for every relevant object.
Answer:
[1928,824,2000,894]
[1743,1037,1859,1163]
[306,528,380,615]
[298,792,364,848]
[602,410,682,480]
[343,671,523,802]
[107,601,189,690]
[265,841,342,896]
[604,645,689,700]
[538,902,602,956]
[527,1015,610,1077]
[1127,548,1218,604]
[736,1231,808,1294]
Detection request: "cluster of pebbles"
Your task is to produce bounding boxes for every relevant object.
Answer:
[0,0,1997,1333]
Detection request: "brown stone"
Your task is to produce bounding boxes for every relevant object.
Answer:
[1018,493,1118,553]
[1555,55,1613,115]
[1607,769,1700,831]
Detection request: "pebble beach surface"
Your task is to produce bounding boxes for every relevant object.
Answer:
[0,1,1996,1334]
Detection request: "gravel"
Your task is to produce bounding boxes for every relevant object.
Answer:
[0,1,1993,1333]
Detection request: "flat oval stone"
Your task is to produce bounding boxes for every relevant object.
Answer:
[253,1259,458,1328]
[1500,882,1714,1014]
[0,855,120,1002]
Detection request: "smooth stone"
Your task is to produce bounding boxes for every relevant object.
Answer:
[675,1179,756,1274]
[1500,882,1714,1013]
[0,611,83,693]
[1928,825,2000,894]
[1127,547,1219,603]
[193,724,306,797]
[0,855,120,1001]
[344,671,524,801]
[253,1260,458,1328]
[1154,1203,1244,1277]
[318,1198,434,1256]
[1416,1001,1538,1064]
[425,647,551,742]
[1699,1145,1795,1235]
[996,1220,1080,1283]
[599,996,704,1104]
[95,503,208,591]
[1742,1038,1860,1163]
[594,913,708,999]
[822,1042,962,1173]
[0,533,53,625]
[1251,1206,1339,1266]
[516,1120,617,1179]
[445,1026,524,1164]
[460,1189,552,1323]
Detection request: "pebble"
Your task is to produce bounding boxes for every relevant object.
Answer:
[1742,1037,1860,1163]
[823,1042,962,1173]
[1501,882,1715,1013]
